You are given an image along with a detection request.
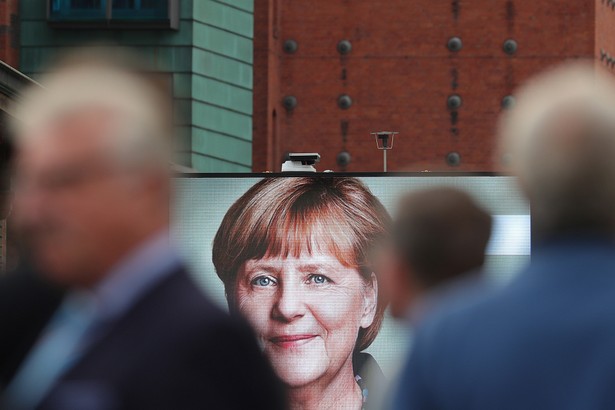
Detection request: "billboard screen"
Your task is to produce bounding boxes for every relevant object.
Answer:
[171,173,530,403]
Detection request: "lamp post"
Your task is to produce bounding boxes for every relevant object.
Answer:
[371,131,398,172]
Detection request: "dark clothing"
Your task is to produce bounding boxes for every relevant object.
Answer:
[354,352,386,410]
[400,236,615,409]
[18,268,285,410]
[0,268,65,389]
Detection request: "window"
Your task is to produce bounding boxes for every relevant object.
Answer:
[48,0,178,29]
[50,0,106,20]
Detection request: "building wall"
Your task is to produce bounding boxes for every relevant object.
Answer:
[19,0,254,172]
[596,0,615,72]
[253,1,596,172]
[0,0,20,67]
[190,0,254,172]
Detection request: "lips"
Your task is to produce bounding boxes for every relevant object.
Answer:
[269,334,317,348]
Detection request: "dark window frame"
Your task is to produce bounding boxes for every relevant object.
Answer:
[47,0,179,30]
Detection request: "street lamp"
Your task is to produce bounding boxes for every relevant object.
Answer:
[371,131,398,172]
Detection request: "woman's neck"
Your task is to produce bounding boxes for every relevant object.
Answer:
[288,358,363,410]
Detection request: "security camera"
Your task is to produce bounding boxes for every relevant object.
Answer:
[281,153,321,172]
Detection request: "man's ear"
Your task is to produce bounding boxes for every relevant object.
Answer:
[360,272,378,328]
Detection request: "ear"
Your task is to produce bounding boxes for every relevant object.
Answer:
[360,272,378,329]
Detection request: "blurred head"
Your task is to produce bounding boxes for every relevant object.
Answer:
[212,177,390,387]
[499,63,615,239]
[382,187,492,318]
[10,50,172,287]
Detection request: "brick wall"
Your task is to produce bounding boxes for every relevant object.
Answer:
[0,0,19,67]
[596,0,615,73]
[253,0,596,172]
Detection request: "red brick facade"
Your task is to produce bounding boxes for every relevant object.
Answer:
[0,0,19,68]
[0,0,19,273]
[597,1,615,71]
[253,1,608,172]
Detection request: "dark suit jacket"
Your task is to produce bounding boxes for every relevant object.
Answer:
[37,268,286,410]
[400,236,615,410]
[0,267,65,389]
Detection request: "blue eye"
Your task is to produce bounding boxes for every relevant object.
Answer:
[252,276,276,287]
[309,274,330,285]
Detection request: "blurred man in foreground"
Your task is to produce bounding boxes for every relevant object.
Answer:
[1,52,285,410]
[380,187,491,409]
[0,135,66,389]
[400,63,615,409]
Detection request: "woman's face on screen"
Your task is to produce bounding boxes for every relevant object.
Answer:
[235,250,377,387]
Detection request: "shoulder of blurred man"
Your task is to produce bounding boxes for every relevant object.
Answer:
[0,264,66,389]
[406,271,495,327]
[38,265,287,410]
[399,235,615,409]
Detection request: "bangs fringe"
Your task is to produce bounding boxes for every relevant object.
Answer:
[262,202,360,269]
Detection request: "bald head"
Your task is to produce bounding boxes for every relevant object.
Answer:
[499,63,615,239]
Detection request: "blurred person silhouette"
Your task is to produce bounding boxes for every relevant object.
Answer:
[398,63,615,410]
[0,135,66,390]
[381,187,492,325]
[377,187,491,410]
[0,50,286,410]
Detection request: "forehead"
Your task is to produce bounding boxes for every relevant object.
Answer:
[19,109,117,167]
[247,251,346,268]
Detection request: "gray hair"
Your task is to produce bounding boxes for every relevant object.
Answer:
[10,49,171,170]
[499,63,615,238]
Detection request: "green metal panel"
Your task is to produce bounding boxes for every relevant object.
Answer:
[193,21,252,63]
[193,1,253,38]
[192,128,251,165]
[20,21,193,47]
[179,0,194,20]
[138,46,193,72]
[192,74,251,115]
[173,73,192,98]
[192,48,252,88]
[21,45,192,74]
[174,99,193,125]
[192,101,251,141]
[19,0,254,172]
[175,125,192,152]
[191,152,251,172]
[20,0,47,20]
[213,0,254,13]
[189,0,253,171]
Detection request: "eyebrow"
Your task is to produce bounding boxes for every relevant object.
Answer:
[297,263,337,273]
[244,263,281,274]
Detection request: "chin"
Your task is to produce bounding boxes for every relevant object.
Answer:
[266,347,328,387]
[36,254,82,286]
[274,364,327,388]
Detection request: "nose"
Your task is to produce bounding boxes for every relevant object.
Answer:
[272,283,306,322]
